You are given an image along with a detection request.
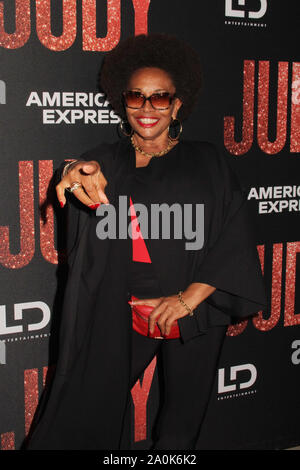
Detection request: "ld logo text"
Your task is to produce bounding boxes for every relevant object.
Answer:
[225,0,267,19]
[218,363,257,393]
[0,301,51,335]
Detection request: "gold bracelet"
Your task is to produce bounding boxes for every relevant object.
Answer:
[177,290,194,317]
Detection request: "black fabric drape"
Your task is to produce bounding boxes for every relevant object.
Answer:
[27,137,268,450]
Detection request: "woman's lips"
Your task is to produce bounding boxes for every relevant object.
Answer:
[135,117,159,128]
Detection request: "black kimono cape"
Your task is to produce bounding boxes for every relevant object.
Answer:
[28,137,267,450]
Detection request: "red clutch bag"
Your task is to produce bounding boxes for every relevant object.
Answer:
[130,295,180,339]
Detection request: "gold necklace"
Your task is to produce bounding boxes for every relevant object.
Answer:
[130,135,173,158]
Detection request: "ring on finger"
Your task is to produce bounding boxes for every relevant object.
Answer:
[66,181,82,193]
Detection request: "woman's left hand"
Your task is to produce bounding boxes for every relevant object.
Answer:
[129,293,191,337]
[129,283,216,337]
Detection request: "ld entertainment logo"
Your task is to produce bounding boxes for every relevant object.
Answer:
[0,301,51,335]
[225,0,267,27]
[225,0,267,18]
[0,302,51,366]
[0,80,6,104]
[218,363,257,400]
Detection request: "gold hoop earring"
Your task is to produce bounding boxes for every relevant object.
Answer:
[119,120,133,137]
[168,118,182,141]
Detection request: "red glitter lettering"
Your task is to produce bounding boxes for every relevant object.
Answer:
[1,0,149,51]
[253,243,282,331]
[1,432,15,450]
[290,62,300,153]
[226,320,248,336]
[0,161,35,269]
[0,0,30,49]
[224,60,300,156]
[131,0,151,35]
[131,356,156,442]
[36,0,77,51]
[284,241,300,326]
[24,368,39,436]
[24,366,51,438]
[224,60,255,155]
[257,61,289,154]
[39,160,58,264]
[82,0,120,51]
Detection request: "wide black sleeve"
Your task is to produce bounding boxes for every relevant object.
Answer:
[53,141,119,262]
[54,141,117,186]
[192,144,268,319]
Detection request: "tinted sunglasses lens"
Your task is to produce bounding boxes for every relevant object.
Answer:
[124,92,144,108]
[150,93,171,109]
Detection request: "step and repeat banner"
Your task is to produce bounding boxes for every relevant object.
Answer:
[0,0,299,451]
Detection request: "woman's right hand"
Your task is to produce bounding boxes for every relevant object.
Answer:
[56,160,109,209]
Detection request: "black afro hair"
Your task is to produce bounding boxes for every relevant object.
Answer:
[99,33,202,121]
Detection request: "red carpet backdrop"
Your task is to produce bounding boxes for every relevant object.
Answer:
[0,0,299,450]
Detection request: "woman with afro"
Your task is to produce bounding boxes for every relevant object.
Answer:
[28,34,267,451]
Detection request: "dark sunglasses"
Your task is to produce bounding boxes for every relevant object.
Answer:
[123,90,176,110]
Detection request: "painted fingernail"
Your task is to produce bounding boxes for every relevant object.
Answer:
[88,203,100,210]
[59,201,64,208]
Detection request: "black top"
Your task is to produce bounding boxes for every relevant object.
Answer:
[128,150,230,326]
[128,162,163,299]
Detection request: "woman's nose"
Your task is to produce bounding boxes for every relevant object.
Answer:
[141,98,154,111]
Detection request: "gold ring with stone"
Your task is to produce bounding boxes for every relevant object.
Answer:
[66,181,82,193]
